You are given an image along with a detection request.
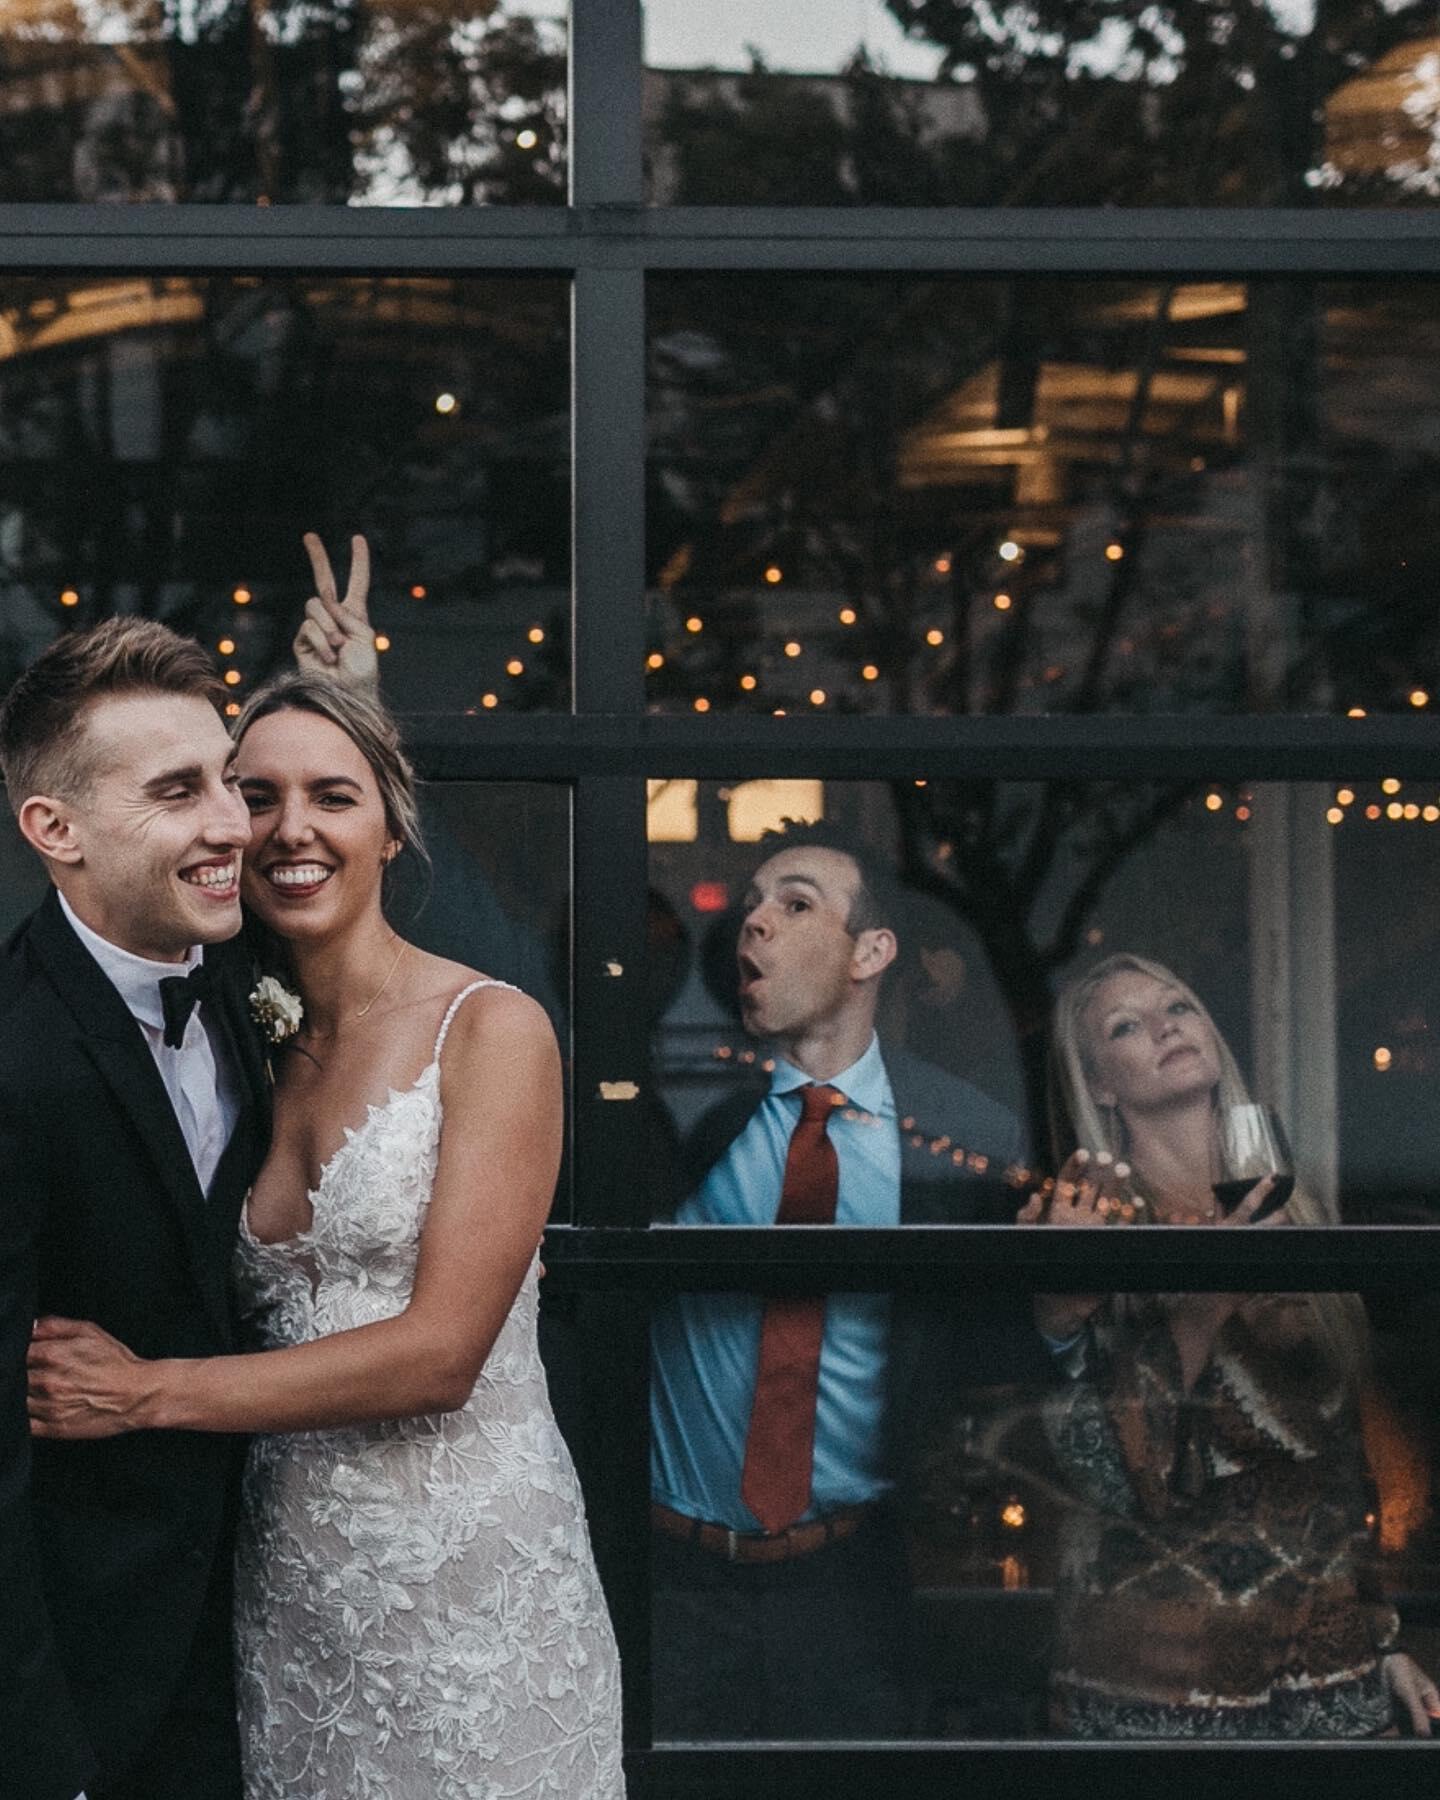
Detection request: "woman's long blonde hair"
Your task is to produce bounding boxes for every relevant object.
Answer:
[1049,951,1367,1376]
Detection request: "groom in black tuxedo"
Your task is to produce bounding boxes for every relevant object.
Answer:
[0,620,268,1800]
[3,535,382,1800]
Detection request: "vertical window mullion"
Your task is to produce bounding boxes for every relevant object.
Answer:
[568,0,644,209]
[568,775,654,1750]
[571,264,647,716]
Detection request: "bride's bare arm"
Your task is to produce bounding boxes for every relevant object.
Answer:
[29,987,560,1438]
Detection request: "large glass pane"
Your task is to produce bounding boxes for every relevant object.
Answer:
[0,275,570,712]
[0,1,565,204]
[646,778,1440,1223]
[651,1283,1440,1739]
[644,1,1440,208]
[648,276,1440,717]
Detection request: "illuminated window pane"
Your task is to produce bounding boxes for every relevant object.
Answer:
[648,779,700,843]
[726,778,824,843]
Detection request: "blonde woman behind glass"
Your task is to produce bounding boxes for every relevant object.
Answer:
[1021,952,1437,1739]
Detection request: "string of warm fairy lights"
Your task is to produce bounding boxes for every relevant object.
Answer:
[708,1042,1034,1185]
[645,523,1439,724]
[641,533,1199,710]
[52,576,560,723]
[43,510,1435,735]
[45,555,1432,741]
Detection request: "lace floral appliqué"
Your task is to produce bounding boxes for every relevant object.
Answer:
[233,982,625,1799]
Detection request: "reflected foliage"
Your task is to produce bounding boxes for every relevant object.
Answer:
[647,276,1440,719]
[653,49,960,207]
[0,276,570,710]
[651,1,1440,206]
[0,1,565,204]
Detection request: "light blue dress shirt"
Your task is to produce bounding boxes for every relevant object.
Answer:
[650,1035,901,1531]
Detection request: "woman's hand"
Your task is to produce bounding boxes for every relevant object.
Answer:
[1018,1150,1128,1343]
[1016,1148,1134,1227]
[1384,1651,1440,1735]
[27,1317,163,1439]
[1212,1174,1288,1230]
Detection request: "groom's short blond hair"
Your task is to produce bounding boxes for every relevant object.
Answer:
[0,618,225,812]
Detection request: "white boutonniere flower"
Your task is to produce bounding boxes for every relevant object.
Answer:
[249,975,304,1044]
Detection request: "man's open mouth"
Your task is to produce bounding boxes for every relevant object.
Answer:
[179,858,239,894]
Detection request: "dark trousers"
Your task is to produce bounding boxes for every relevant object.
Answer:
[92,1550,242,1800]
[651,1507,915,1740]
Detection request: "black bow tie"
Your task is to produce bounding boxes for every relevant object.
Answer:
[158,961,218,1050]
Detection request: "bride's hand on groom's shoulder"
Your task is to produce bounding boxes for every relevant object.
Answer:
[294,531,379,694]
[27,1316,159,1440]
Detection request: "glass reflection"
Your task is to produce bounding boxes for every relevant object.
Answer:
[0,1,565,204]
[650,1286,1440,1739]
[647,779,1440,1224]
[651,1289,1053,1739]
[0,275,570,712]
[647,278,1440,717]
[644,1,1440,207]
[1038,1287,1392,1738]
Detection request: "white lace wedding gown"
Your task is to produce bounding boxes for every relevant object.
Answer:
[232,981,625,1800]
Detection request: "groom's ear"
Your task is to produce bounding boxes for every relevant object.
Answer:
[17,794,83,866]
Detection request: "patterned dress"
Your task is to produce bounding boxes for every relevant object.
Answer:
[1043,1293,1396,1738]
[232,982,625,1798]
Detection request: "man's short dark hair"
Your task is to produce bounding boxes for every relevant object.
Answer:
[756,817,902,937]
[0,618,225,812]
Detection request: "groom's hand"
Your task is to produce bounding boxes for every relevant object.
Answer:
[293,531,379,693]
[27,1317,154,1440]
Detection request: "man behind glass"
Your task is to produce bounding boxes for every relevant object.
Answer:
[650,819,1037,1738]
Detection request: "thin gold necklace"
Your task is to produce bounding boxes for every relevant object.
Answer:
[354,937,409,1019]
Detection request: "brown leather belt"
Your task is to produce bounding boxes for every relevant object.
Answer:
[651,1500,872,1564]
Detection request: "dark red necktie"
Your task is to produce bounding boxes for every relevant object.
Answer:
[740,1083,843,1534]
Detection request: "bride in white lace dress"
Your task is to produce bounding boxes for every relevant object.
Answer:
[25,672,625,1800]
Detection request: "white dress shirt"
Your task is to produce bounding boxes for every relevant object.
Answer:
[59,893,241,1196]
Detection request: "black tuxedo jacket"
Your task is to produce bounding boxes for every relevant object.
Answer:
[0,891,271,1800]
[669,1042,1052,1501]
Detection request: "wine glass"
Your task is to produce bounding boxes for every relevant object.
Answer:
[1213,1104,1294,1221]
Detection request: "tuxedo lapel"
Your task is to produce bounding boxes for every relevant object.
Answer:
[25,892,232,1338]
[207,937,273,1132]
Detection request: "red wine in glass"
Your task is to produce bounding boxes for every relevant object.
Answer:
[1213,1105,1294,1222]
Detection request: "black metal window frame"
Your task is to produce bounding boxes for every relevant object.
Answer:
[7,2,1440,1790]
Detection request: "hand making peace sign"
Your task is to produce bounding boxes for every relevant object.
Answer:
[293,531,379,692]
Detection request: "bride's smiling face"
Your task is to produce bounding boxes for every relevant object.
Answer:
[236,707,398,943]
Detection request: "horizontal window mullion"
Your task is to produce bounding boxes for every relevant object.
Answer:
[407,715,1440,783]
[540,1225,1440,1295]
[626,1742,1439,1797]
[4,205,1440,278]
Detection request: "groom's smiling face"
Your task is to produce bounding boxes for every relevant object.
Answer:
[52,691,251,962]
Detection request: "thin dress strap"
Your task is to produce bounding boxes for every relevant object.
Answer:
[433,978,517,1063]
